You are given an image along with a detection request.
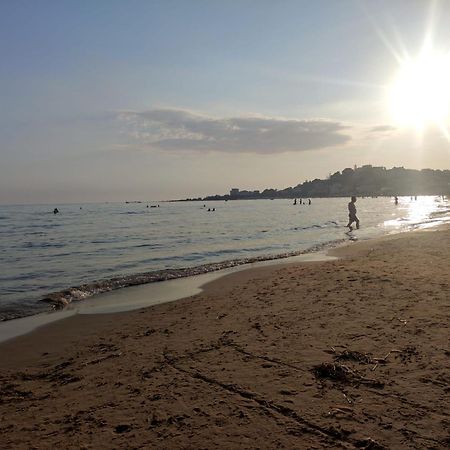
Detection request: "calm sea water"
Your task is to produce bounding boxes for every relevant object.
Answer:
[0,196,448,320]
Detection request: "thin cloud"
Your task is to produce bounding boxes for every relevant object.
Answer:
[118,109,351,154]
[370,125,397,133]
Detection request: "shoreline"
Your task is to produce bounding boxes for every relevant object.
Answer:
[0,227,449,448]
[0,220,446,343]
[39,239,348,310]
[0,237,349,323]
[2,196,448,323]
[0,251,337,344]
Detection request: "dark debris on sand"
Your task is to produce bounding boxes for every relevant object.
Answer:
[312,362,384,388]
[333,349,374,364]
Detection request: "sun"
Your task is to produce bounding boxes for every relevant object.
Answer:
[388,50,450,133]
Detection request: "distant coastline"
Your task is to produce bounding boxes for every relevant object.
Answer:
[174,165,450,201]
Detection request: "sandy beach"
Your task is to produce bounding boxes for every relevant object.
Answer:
[0,228,449,449]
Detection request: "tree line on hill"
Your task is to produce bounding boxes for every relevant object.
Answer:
[181,165,450,201]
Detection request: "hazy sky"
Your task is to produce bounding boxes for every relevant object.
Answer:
[1,0,449,203]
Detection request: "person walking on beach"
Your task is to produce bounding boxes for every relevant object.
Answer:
[346,196,359,231]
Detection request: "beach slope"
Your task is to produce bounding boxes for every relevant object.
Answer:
[0,229,449,449]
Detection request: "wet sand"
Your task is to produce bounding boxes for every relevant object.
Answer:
[0,228,449,449]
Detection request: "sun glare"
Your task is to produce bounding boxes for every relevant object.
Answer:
[388,50,450,134]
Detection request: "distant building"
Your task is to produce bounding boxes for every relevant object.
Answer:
[228,188,261,199]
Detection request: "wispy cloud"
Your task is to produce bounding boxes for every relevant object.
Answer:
[370,125,397,133]
[117,109,352,154]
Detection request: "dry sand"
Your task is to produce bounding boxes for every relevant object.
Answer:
[0,228,449,449]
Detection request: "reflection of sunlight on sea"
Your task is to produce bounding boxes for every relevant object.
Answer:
[383,196,449,230]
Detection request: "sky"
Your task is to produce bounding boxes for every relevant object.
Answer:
[1,0,449,204]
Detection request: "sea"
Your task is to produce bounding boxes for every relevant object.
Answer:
[0,196,449,321]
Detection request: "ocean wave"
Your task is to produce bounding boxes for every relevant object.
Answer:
[39,239,347,311]
[134,243,165,249]
[21,241,66,249]
[430,208,450,218]
[292,220,340,231]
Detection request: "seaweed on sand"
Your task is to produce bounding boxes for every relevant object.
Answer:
[312,363,384,388]
[334,350,374,365]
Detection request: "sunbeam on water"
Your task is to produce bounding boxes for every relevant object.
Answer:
[384,195,450,228]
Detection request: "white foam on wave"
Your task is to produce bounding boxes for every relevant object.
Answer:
[0,251,337,343]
